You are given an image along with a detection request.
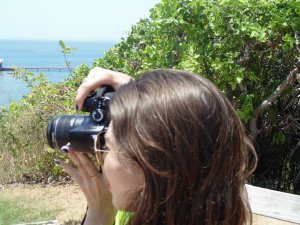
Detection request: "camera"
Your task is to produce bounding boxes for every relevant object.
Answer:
[46,86,114,152]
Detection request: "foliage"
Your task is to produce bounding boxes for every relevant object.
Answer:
[0,0,299,193]
[95,0,299,118]
[0,65,89,183]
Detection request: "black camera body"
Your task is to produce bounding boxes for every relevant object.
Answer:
[47,86,114,152]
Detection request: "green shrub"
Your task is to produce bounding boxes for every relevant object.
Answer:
[0,65,89,183]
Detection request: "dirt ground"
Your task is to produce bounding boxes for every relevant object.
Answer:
[0,183,298,225]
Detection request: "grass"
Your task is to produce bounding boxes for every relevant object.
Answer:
[0,184,86,225]
[0,187,63,225]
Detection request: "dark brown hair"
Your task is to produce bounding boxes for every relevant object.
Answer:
[109,69,257,225]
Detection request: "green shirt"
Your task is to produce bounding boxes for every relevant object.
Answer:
[115,211,132,225]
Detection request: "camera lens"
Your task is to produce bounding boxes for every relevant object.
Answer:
[47,115,86,150]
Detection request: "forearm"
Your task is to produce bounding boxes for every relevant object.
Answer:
[109,70,133,89]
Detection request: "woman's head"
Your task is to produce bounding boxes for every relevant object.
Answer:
[107,69,257,225]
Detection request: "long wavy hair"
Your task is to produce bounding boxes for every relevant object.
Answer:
[109,69,257,225]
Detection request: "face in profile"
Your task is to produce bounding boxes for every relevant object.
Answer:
[102,122,145,210]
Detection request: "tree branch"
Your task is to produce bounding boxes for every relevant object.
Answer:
[249,61,300,139]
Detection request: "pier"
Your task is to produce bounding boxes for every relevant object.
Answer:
[0,59,74,72]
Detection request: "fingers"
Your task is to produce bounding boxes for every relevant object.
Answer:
[75,82,94,110]
[56,144,100,183]
[55,159,81,184]
[71,151,100,178]
[75,67,133,111]
[75,68,112,110]
[54,148,113,214]
[68,150,91,178]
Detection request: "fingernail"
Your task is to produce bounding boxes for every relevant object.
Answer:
[54,159,61,166]
[76,104,79,112]
[61,145,69,154]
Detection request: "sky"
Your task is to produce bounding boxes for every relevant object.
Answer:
[0,0,161,42]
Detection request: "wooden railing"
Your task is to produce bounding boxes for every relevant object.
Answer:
[246,185,300,224]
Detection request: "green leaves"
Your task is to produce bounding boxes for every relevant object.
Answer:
[237,94,255,122]
[12,68,47,88]
[59,40,65,49]
[282,33,295,50]
[59,40,76,54]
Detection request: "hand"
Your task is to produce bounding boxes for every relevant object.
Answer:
[76,67,132,111]
[56,145,116,225]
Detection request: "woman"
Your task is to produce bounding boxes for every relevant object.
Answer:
[55,67,257,225]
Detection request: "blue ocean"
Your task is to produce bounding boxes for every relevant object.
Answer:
[0,40,115,108]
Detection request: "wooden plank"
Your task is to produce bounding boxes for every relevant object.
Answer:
[253,214,299,225]
[246,184,300,224]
